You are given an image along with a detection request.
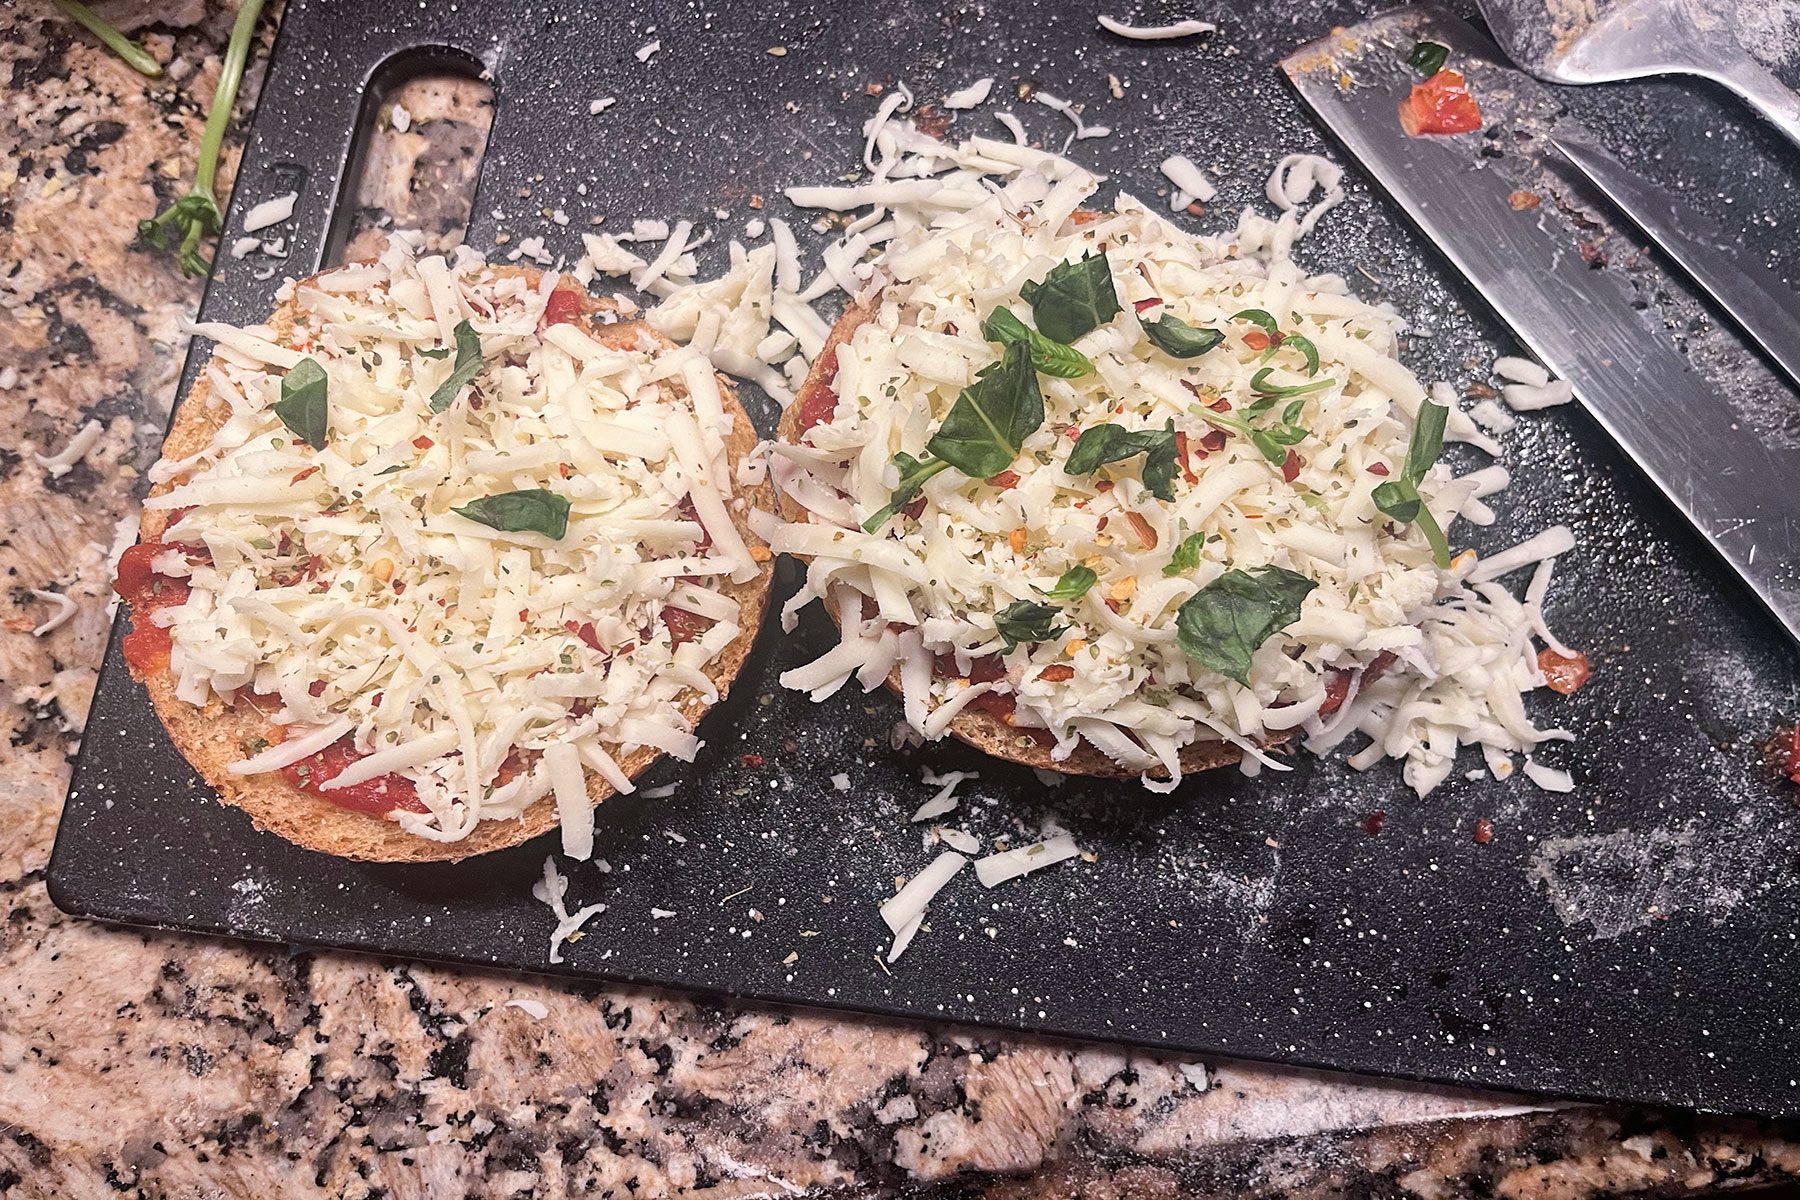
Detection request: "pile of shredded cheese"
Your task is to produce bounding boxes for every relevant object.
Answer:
[142,233,758,854]
[642,113,1577,798]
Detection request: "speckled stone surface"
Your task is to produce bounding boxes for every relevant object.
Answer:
[6,3,1800,1196]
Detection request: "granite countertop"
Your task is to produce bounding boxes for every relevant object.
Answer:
[5,3,1800,1196]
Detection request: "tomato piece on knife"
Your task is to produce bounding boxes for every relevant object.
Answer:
[1399,70,1484,137]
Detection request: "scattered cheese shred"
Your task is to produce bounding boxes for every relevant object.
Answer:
[1097,14,1216,39]
[533,857,606,965]
[975,835,1082,886]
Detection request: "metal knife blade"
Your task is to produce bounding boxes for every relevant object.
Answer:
[1550,134,1800,393]
[1281,5,1800,646]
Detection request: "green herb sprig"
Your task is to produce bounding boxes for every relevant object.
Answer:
[136,0,269,276]
[1371,400,1452,567]
[982,307,1093,378]
[53,0,162,76]
[864,342,1044,531]
[1191,398,1310,466]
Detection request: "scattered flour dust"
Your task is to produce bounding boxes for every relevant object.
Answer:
[1525,819,1778,939]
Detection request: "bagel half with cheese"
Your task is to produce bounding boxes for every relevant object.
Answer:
[116,239,774,861]
[769,184,1466,791]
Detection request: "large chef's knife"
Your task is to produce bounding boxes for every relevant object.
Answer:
[1549,134,1800,393]
[1281,6,1800,646]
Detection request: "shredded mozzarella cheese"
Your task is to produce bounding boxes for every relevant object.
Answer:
[143,236,751,848]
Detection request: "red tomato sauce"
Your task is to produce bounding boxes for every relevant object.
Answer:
[114,541,199,675]
[541,287,585,326]
[280,736,427,815]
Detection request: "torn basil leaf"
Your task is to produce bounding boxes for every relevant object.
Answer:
[1162,531,1207,578]
[1019,251,1120,344]
[1174,566,1317,685]
[1066,419,1180,502]
[1409,40,1449,75]
[428,319,484,413]
[452,488,572,539]
[274,356,329,451]
[1143,314,1224,359]
[1045,565,1098,601]
[1371,400,1451,566]
[982,307,1094,378]
[925,342,1044,479]
[994,600,1066,653]
[416,346,450,360]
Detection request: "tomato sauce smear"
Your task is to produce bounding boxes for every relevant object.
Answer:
[114,541,201,675]
[281,737,427,815]
[541,287,586,326]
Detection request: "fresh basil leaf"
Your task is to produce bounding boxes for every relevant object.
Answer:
[1143,314,1224,359]
[416,346,450,360]
[1046,565,1098,601]
[982,307,1094,378]
[274,356,329,451]
[1174,566,1317,685]
[925,342,1044,479]
[1282,334,1321,376]
[1403,400,1448,483]
[1231,308,1279,335]
[1163,531,1206,577]
[428,319,484,413]
[1249,368,1334,399]
[994,599,1066,653]
[452,488,572,539]
[862,451,950,532]
[1371,479,1421,523]
[1409,40,1449,75]
[1065,420,1179,502]
[1019,251,1120,344]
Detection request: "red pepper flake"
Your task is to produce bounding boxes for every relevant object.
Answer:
[1174,430,1199,482]
[1242,330,1271,351]
[1368,461,1390,476]
[370,692,383,707]
[391,581,406,594]
[1773,726,1800,786]
[412,435,434,450]
[987,470,1021,490]
[911,102,952,139]
[518,608,530,623]
[1038,664,1076,682]
[564,620,604,652]
[1538,648,1591,694]
[741,753,767,768]
[1360,810,1387,836]
[1094,480,1114,493]
[1104,597,1122,614]
[1281,450,1303,483]
[1200,429,1228,452]
[559,462,573,480]
[308,680,327,697]
[291,465,320,484]
[1208,396,1232,413]
[1133,297,1164,313]
[1065,426,1081,442]
[901,495,928,521]
[1473,817,1494,844]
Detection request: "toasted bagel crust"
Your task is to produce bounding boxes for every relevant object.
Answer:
[127,266,775,861]
[777,296,1242,779]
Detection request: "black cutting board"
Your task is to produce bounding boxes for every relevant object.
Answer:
[49,0,1800,1116]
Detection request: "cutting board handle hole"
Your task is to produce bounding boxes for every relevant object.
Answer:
[322,48,496,269]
